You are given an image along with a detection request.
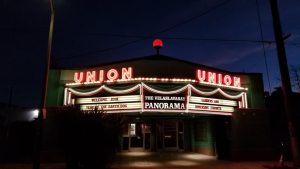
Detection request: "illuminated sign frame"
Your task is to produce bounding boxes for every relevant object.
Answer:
[64,83,248,115]
[143,92,187,111]
[76,95,141,112]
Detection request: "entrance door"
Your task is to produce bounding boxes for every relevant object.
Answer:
[163,121,178,149]
[127,122,151,151]
[158,120,184,150]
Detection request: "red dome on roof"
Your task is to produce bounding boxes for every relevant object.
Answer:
[153,39,163,49]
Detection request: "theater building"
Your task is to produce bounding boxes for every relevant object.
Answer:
[46,54,272,160]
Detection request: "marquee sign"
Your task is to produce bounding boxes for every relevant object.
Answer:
[76,95,142,112]
[65,83,247,115]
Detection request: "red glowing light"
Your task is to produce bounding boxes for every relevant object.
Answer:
[153,39,163,48]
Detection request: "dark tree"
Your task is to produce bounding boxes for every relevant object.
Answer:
[290,65,300,92]
[266,88,300,162]
[57,106,126,169]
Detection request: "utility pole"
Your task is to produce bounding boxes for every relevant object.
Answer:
[32,0,55,169]
[6,86,13,136]
[269,0,299,166]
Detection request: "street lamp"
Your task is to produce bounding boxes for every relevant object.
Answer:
[32,0,55,169]
[32,109,39,119]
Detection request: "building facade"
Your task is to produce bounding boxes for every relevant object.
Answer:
[46,55,272,160]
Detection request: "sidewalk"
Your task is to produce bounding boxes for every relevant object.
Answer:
[111,151,293,169]
[0,152,295,169]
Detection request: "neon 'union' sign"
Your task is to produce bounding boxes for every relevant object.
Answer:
[74,67,133,83]
[195,69,241,88]
[71,67,242,89]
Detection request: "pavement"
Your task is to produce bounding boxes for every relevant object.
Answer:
[111,152,294,169]
[0,152,296,169]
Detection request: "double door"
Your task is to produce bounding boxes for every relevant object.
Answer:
[122,120,184,151]
[122,122,151,151]
[157,120,184,150]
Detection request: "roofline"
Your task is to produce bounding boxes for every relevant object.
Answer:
[51,54,263,75]
[51,54,195,69]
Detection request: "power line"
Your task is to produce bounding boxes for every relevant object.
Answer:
[287,42,300,47]
[53,0,231,62]
[255,0,272,93]
[56,31,276,43]
[3,26,300,47]
[150,0,231,35]
[57,30,300,45]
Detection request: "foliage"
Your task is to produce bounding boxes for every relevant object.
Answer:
[290,65,300,92]
[56,106,126,169]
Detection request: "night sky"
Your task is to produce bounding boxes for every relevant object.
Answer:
[0,0,299,107]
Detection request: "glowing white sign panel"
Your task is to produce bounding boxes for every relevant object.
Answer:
[189,96,237,106]
[144,102,185,110]
[77,95,141,111]
[76,95,141,104]
[80,102,142,111]
[188,103,234,112]
[143,92,187,111]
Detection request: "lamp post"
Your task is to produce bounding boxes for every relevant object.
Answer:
[32,0,55,169]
